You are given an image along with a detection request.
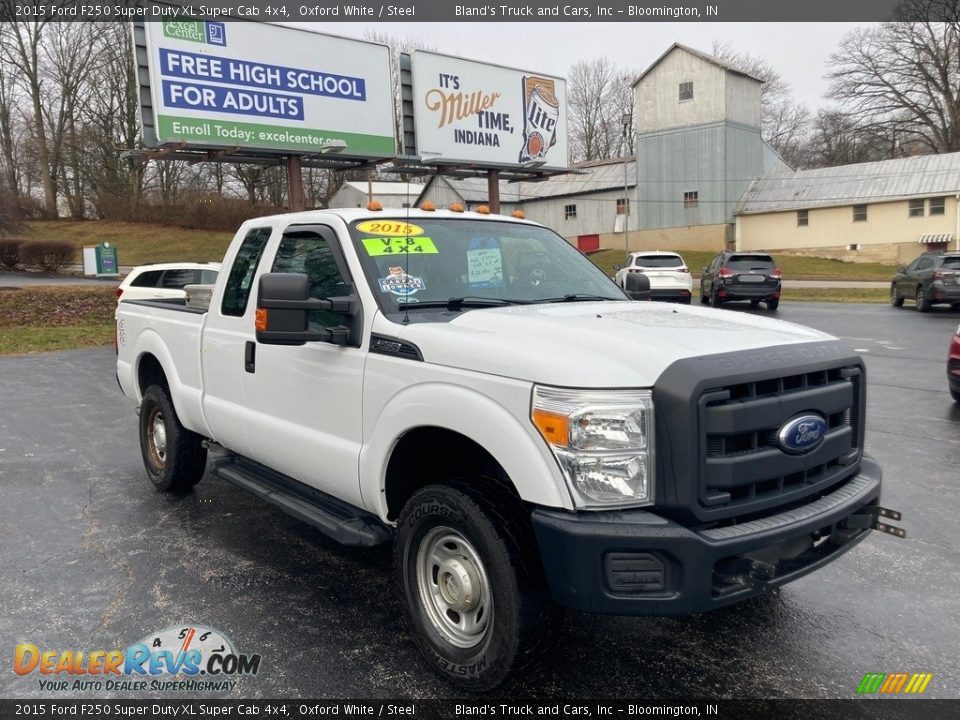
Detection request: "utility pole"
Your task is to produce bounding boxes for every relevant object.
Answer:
[622,112,632,252]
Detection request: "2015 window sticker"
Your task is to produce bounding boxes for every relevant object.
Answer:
[378,266,426,297]
[362,236,439,256]
[356,220,424,237]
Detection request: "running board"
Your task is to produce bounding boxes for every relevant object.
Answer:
[213,457,392,547]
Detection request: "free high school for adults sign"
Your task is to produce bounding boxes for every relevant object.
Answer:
[411,50,568,170]
[141,22,396,156]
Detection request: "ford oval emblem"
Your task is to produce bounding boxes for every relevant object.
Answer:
[777,414,827,454]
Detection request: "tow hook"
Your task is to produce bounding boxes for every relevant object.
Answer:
[848,506,906,538]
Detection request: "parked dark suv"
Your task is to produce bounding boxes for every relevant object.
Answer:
[700,251,782,310]
[891,252,960,312]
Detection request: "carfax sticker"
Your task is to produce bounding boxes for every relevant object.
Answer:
[356,220,424,237]
[362,236,438,256]
[378,266,425,297]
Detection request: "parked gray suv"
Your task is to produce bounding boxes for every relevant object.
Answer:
[890,252,960,312]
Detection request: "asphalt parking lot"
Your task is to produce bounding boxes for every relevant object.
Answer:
[1,301,958,700]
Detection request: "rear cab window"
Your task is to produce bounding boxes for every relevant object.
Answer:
[221,228,272,317]
[159,269,197,289]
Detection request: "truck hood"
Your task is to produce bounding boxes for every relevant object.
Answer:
[391,301,836,387]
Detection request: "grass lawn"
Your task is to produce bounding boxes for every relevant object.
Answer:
[0,286,116,355]
[778,288,889,303]
[589,249,897,282]
[21,220,233,266]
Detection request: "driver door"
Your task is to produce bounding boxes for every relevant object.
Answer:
[240,225,367,508]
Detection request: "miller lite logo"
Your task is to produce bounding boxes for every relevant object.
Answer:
[519,76,560,164]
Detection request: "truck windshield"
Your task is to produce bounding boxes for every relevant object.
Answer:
[348,218,626,313]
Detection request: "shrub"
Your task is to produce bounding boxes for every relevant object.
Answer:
[19,240,76,273]
[0,238,25,269]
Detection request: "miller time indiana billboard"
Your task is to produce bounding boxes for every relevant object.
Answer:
[140,22,396,156]
[411,51,568,169]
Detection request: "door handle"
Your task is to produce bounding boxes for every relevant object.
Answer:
[244,341,256,373]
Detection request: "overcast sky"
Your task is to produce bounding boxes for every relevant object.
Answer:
[305,22,870,111]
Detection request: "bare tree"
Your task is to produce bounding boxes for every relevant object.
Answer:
[0,57,20,201]
[827,6,960,154]
[0,18,57,216]
[567,57,617,162]
[712,41,811,167]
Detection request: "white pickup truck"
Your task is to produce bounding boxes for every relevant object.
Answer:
[116,208,897,690]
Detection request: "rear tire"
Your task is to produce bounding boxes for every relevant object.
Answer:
[394,482,561,691]
[767,298,780,311]
[711,288,724,307]
[952,388,960,404]
[891,284,904,307]
[700,287,709,305]
[916,287,931,313]
[139,385,207,492]
[750,299,760,308]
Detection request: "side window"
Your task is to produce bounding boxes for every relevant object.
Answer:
[130,270,162,287]
[905,258,922,272]
[271,228,352,330]
[221,228,271,317]
[198,269,219,284]
[917,258,935,272]
[159,269,197,289]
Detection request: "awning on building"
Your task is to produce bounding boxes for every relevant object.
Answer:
[918,233,954,244]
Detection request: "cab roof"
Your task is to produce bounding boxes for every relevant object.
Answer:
[241,207,539,227]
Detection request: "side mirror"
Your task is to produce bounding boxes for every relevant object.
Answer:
[896,264,906,272]
[624,272,652,301]
[255,273,359,347]
[701,266,708,273]
[613,264,622,271]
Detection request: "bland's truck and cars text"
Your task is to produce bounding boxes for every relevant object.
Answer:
[115,208,902,689]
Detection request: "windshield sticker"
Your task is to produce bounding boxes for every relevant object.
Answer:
[467,247,504,288]
[362,236,438,257]
[356,220,424,237]
[378,266,425,297]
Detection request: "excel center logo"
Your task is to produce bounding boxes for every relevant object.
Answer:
[857,672,933,695]
[163,21,226,47]
[13,625,260,692]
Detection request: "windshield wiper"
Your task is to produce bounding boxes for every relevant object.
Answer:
[540,294,619,303]
[396,296,532,311]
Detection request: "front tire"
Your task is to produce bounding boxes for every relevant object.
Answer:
[891,284,904,307]
[394,482,560,691]
[139,385,207,492]
[916,287,931,312]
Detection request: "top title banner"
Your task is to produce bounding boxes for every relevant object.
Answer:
[4,0,946,23]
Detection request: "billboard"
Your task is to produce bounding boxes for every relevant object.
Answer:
[141,22,396,156]
[411,51,568,170]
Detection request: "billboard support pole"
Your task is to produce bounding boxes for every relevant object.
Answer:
[287,156,305,212]
[487,170,500,214]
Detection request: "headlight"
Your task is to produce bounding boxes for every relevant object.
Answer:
[532,386,655,509]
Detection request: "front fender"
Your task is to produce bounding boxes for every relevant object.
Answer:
[359,382,573,520]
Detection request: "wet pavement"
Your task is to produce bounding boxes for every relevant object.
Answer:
[1,301,958,700]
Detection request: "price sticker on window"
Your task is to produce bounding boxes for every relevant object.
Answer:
[356,221,424,237]
[362,237,438,256]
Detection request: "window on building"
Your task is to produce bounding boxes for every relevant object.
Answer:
[564,204,577,220]
[852,205,868,222]
[679,82,693,102]
[797,210,809,226]
[683,191,699,209]
[909,199,925,217]
[929,196,946,216]
[616,198,629,215]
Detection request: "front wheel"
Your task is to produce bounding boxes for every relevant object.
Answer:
[394,483,560,691]
[891,284,904,307]
[916,287,931,312]
[139,385,207,492]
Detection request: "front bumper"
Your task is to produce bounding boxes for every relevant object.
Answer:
[532,456,881,616]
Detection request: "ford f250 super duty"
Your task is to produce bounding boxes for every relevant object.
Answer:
[116,207,902,690]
